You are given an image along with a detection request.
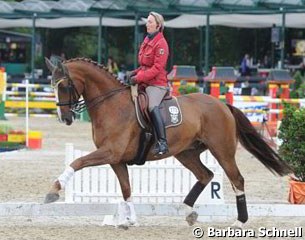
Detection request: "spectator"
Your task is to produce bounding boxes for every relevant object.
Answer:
[60,52,66,61]
[240,54,251,76]
[117,64,127,82]
[107,56,119,74]
[262,55,271,68]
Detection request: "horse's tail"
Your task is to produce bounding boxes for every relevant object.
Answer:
[226,103,293,176]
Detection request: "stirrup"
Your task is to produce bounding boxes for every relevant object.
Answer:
[153,141,169,155]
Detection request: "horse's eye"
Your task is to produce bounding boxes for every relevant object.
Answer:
[59,85,70,94]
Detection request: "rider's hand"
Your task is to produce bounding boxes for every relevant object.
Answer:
[129,76,137,85]
[126,71,136,84]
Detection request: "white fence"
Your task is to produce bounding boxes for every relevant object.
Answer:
[64,143,224,205]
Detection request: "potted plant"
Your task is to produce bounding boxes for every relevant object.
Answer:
[178,85,199,95]
[278,103,305,204]
[0,124,11,142]
[0,129,8,142]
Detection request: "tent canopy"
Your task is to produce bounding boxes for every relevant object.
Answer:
[0,17,141,28]
[0,0,305,29]
[0,0,305,18]
[1,0,303,78]
[166,13,305,28]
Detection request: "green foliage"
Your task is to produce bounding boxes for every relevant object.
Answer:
[170,28,200,67]
[278,103,305,182]
[12,24,283,73]
[0,141,24,149]
[63,29,97,58]
[0,124,12,134]
[35,55,45,69]
[290,71,305,98]
[297,82,305,98]
[178,85,199,95]
[293,71,304,90]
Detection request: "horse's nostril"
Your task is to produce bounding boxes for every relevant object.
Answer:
[62,113,73,126]
[65,119,72,125]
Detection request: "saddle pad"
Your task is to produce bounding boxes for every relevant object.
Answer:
[134,88,182,129]
[160,96,183,128]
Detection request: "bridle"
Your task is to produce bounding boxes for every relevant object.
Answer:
[52,65,129,114]
[53,75,86,114]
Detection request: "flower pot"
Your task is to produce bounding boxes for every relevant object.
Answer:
[288,179,305,204]
[7,133,25,143]
[0,134,7,142]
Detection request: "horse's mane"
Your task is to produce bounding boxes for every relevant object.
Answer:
[63,57,127,86]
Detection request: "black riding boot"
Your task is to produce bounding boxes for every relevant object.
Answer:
[150,106,169,155]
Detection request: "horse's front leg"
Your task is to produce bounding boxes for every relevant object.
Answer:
[44,148,116,203]
[111,164,137,227]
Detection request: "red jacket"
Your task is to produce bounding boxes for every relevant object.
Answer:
[134,32,169,87]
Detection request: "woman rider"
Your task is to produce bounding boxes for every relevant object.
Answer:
[127,12,169,155]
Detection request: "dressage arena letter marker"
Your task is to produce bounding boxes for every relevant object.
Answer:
[211,182,221,199]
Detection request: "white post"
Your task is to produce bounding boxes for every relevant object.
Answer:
[25,79,29,147]
[65,143,74,203]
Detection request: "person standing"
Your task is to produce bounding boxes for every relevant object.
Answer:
[240,54,251,76]
[127,12,169,155]
[107,56,119,74]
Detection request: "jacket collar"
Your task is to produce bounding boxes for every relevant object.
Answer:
[144,32,164,46]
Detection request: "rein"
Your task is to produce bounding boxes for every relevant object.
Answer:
[54,75,129,114]
[85,86,129,112]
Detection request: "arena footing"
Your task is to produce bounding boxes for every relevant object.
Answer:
[0,203,304,217]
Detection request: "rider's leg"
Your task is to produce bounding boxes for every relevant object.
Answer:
[150,106,168,154]
[146,86,169,155]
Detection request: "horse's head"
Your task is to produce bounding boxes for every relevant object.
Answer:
[45,57,84,125]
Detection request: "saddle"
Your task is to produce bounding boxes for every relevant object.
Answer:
[128,84,182,166]
[133,84,182,130]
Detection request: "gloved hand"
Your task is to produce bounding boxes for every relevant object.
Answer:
[129,76,137,85]
[126,71,136,84]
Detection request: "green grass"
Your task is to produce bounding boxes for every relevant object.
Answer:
[0,141,25,150]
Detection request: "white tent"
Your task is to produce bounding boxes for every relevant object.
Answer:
[165,13,305,29]
[0,13,304,29]
[0,17,143,29]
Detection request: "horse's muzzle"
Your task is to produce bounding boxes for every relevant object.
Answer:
[61,112,74,126]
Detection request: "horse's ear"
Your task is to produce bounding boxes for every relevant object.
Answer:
[45,57,55,72]
[58,61,68,75]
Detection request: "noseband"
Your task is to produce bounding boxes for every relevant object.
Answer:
[53,75,86,114]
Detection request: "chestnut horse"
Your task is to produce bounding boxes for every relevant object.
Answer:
[44,57,292,227]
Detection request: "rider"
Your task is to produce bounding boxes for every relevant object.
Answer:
[127,12,169,155]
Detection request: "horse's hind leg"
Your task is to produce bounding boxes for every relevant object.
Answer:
[174,147,214,226]
[208,144,248,228]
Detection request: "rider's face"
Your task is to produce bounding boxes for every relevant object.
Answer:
[146,14,159,34]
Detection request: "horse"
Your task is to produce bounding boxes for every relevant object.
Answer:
[44,57,292,228]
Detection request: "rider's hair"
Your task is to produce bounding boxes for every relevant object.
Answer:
[149,12,165,32]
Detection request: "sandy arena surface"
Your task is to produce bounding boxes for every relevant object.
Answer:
[0,116,304,240]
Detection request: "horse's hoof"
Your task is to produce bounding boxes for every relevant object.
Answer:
[44,193,59,203]
[117,224,129,230]
[186,211,198,226]
[231,220,244,229]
